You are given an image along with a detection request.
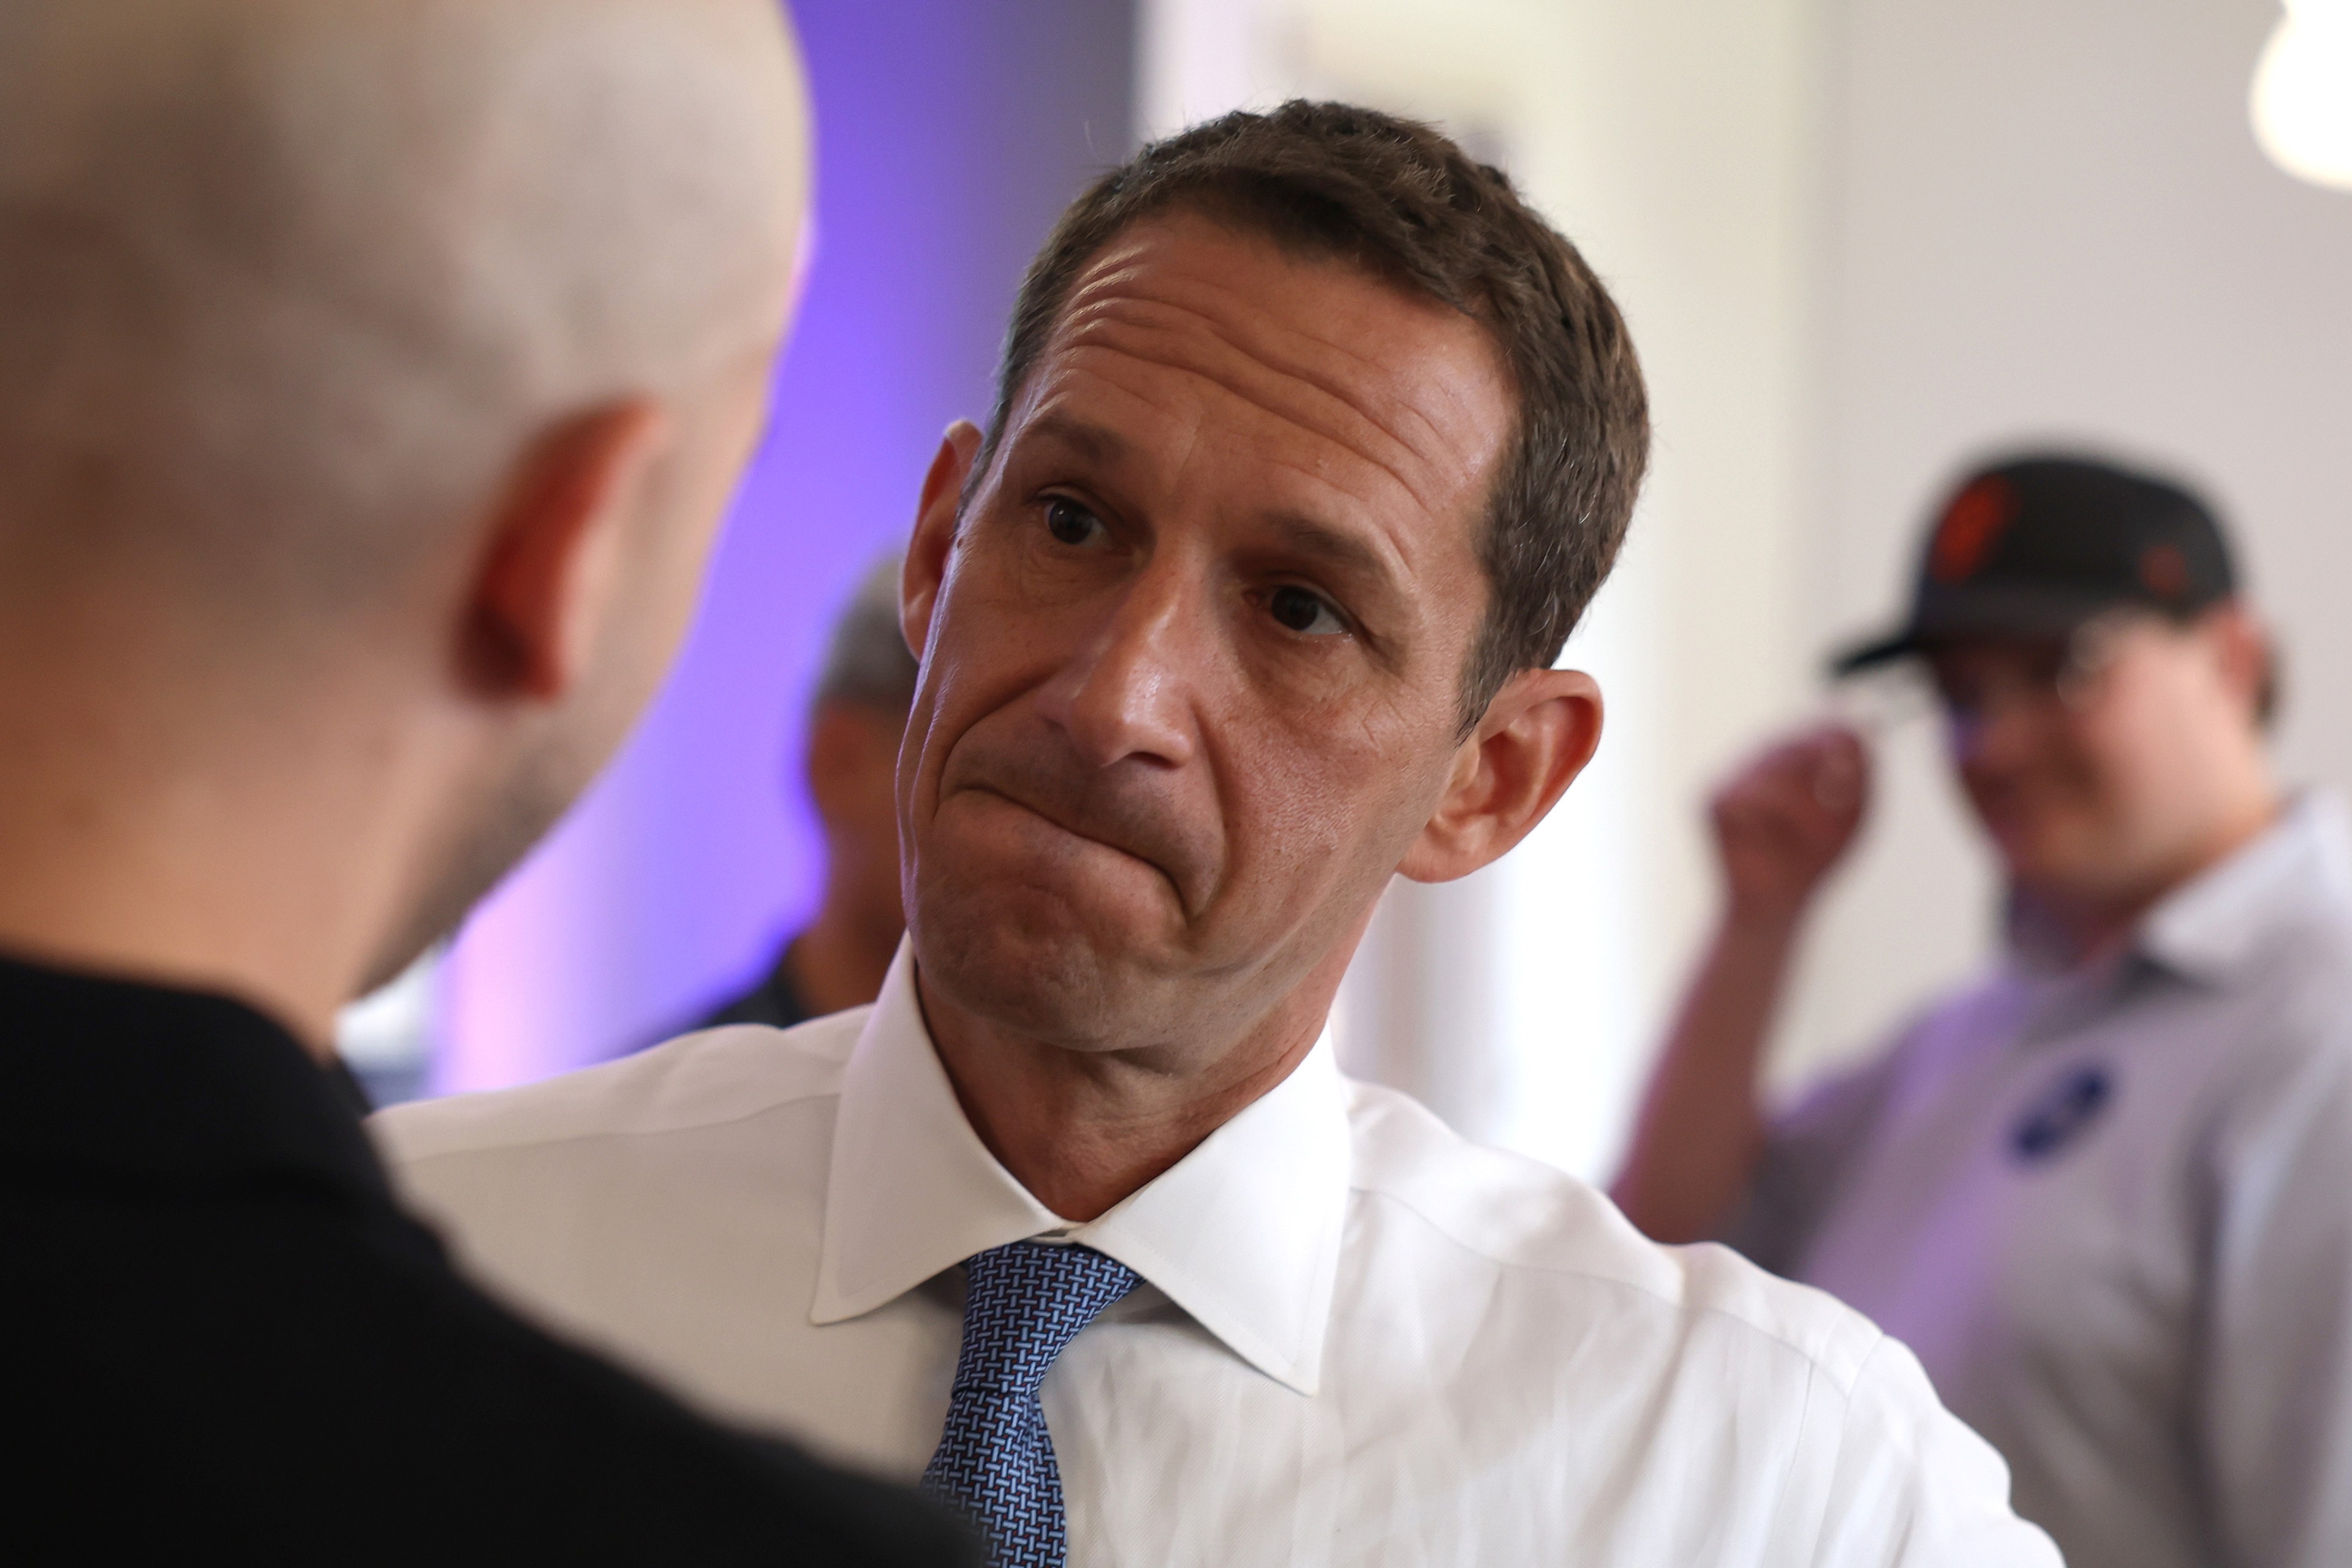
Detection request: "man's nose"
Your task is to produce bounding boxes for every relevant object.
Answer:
[1034,567,1202,771]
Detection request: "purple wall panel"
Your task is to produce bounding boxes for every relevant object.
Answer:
[436,0,1135,1092]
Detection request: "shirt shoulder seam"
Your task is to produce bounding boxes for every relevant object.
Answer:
[394,1087,844,1166]
[1346,1177,1883,1390]
[381,1031,849,1163]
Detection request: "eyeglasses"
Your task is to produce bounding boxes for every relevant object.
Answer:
[1822,610,2149,739]
[1926,610,2146,729]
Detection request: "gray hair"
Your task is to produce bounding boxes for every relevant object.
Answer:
[814,553,919,715]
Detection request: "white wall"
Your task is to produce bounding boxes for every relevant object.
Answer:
[1140,0,2352,1174]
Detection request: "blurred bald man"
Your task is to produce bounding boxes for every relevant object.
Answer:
[0,1,970,1560]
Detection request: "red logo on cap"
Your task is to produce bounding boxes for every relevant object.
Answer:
[1930,475,2019,584]
[2139,543,2190,600]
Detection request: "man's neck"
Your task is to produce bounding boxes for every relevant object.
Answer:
[0,659,417,1055]
[2021,787,2285,970]
[914,968,1333,1223]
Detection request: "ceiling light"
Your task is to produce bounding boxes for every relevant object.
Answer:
[2252,0,2352,190]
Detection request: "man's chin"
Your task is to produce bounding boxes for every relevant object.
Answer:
[909,897,1167,1050]
[1995,825,2119,902]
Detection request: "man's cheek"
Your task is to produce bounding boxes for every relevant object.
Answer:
[1261,771,1383,872]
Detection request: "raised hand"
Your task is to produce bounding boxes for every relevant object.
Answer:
[1709,724,1870,927]
[1613,723,1871,1242]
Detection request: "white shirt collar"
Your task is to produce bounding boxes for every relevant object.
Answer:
[1997,790,2352,990]
[810,943,1351,1396]
[2136,788,2352,986]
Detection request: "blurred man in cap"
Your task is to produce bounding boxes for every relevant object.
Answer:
[383,103,2056,1566]
[1617,451,2352,1568]
[0,0,969,1559]
[695,554,920,1033]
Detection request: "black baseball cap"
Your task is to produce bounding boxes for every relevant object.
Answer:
[1832,453,2237,676]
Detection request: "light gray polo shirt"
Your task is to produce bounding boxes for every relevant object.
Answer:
[1730,792,2352,1568]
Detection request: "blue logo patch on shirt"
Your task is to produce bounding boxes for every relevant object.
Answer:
[2008,1063,2114,1164]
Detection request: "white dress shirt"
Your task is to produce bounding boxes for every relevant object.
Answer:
[1731,792,2352,1568]
[376,949,2055,1566]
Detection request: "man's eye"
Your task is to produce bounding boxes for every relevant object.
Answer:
[1269,584,1347,636]
[1044,497,1102,546]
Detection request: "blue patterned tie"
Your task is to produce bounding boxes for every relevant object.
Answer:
[922,1240,1141,1567]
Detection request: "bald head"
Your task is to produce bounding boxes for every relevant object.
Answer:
[0,0,810,612]
[0,0,813,1031]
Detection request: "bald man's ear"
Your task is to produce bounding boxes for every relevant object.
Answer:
[1398,669,1604,884]
[902,421,983,661]
[464,402,670,701]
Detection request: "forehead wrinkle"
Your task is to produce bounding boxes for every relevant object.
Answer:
[1059,306,1442,529]
[1114,276,1467,464]
[1053,276,1493,527]
[1130,242,1505,478]
[1020,358,1211,491]
[1073,281,1451,469]
[1214,288,1490,487]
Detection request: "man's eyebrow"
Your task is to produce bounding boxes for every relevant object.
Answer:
[1022,407,1404,597]
[1022,410,1131,466]
[1262,510,1405,596]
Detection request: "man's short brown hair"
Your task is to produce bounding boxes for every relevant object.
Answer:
[981,100,1651,729]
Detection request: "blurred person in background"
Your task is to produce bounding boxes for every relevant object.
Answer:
[0,0,969,1559]
[382,103,2057,1566]
[1615,452,2352,1568]
[694,554,918,1033]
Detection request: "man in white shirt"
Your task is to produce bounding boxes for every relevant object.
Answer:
[1615,453,2352,1567]
[378,103,2056,1566]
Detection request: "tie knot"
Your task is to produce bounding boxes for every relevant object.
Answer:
[952,1240,1140,1400]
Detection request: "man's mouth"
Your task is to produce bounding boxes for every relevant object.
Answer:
[953,777,1198,913]
[976,783,1130,856]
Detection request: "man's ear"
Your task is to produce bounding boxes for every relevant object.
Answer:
[2201,601,2273,723]
[902,421,983,663]
[1397,668,1604,883]
[463,401,671,701]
